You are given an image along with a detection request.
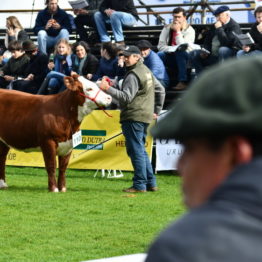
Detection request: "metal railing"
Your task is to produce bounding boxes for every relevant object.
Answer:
[0,0,256,26]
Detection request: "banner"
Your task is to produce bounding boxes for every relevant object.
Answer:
[155,139,184,171]
[6,110,154,171]
[155,111,184,171]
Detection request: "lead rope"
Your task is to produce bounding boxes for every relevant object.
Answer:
[79,90,112,118]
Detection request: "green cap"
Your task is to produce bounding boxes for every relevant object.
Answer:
[151,57,262,139]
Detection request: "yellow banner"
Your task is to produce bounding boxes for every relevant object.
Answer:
[6,110,154,171]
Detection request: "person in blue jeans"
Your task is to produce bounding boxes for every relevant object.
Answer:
[99,46,164,193]
[37,39,73,95]
[94,0,138,45]
[34,0,72,54]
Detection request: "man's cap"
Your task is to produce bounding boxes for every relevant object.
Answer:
[136,40,153,49]
[22,40,37,52]
[151,56,262,140]
[122,45,141,56]
[213,5,230,16]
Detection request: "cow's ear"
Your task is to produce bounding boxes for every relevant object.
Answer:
[64,76,81,91]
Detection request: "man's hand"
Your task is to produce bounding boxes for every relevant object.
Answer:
[214,20,222,28]
[105,8,115,17]
[45,19,54,30]
[52,20,61,30]
[171,21,181,32]
[242,45,251,52]
[99,77,111,91]
[24,74,34,81]
[4,75,15,81]
[257,22,262,33]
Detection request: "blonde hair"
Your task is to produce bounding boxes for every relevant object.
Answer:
[54,38,72,55]
[6,16,23,30]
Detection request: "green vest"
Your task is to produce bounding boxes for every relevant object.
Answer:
[120,60,155,124]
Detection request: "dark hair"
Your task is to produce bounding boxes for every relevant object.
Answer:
[8,40,23,51]
[101,42,117,58]
[45,0,58,5]
[172,7,187,17]
[254,6,262,17]
[72,41,90,54]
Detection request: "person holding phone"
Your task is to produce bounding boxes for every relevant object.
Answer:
[0,16,28,66]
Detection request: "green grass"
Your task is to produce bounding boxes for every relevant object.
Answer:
[0,166,186,262]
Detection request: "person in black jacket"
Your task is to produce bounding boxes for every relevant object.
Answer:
[12,40,49,94]
[73,0,104,44]
[93,0,138,45]
[190,5,241,75]
[0,40,29,89]
[71,41,99,80]
[34,0,72,54]
[237,6,262,57]
[146,56,262,262]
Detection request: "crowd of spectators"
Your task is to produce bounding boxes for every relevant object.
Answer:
[0,1,262,99]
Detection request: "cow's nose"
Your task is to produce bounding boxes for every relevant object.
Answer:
[107,95,112,103]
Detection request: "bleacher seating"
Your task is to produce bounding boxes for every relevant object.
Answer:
[0,23,253,109]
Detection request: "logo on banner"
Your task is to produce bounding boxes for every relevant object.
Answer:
[74,130,106,150]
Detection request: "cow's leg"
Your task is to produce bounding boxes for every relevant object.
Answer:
[58,152,72,192]
[41,140,58,192]
[0,141,10,189]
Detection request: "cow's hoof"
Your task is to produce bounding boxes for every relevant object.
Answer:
[49,187,59,193]
[60,187,67,193]
[0,179,8,189]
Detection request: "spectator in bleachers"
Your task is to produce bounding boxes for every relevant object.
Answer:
[37,38,73,95]
[0,16,29,66]
[34,0,72,54]
[93,0,138,45]
[12,40,49,94]
[0,40,29,89]
[92,42,125,81]
[237,6,262,58]
[190,6,241,76]
[71,41,99,80]
[137,39,169,89]
[73,0,103,44]
[157,7,195,90]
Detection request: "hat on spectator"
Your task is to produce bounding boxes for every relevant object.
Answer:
[151,56,262,140]
[23,40,37,52]
[213,5,230,16]
[122,46,141,56]
[136,40,153,49]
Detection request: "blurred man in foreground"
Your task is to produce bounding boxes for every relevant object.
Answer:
[146,56,262,261]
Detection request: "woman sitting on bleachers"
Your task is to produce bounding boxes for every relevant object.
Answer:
[0,16,29,66]
[71,41,99,80]
[37,38,73,95]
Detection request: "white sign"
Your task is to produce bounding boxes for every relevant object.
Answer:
[155,138,184,171]
[72,130,82,148]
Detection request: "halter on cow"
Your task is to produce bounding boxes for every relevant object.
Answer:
[0,75,112,192]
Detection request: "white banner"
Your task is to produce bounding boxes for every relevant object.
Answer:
[155,111,184,171]
[155,139,184,171]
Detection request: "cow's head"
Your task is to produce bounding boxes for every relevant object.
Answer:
[64,75,112,121]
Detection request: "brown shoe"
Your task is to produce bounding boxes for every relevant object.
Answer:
[147,187,159,192]
[123,187,146,193]
[173,82,188,90]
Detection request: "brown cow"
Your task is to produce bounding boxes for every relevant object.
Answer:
[0,75,112,192]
